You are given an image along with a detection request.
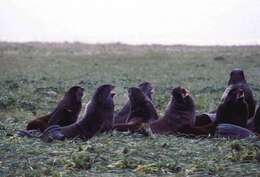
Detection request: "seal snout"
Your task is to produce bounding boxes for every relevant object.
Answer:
[236,89,245,99]
[181,87,190,98]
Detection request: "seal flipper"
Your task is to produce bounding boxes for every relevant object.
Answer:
[40,125,65,141]
[16,129,42,138]
[215,123,256,139]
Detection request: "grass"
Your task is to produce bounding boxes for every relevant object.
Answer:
[0,42,260,176]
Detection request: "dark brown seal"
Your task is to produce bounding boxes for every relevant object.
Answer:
[195,68,256,126]
[216,85,249,127]
[194,85,252,138]
[113,87,158,133]
[114,81,154,124]
[222,68,255,119]
[26,86,84,132]
[150,86,195,135]
[45,84,115,140]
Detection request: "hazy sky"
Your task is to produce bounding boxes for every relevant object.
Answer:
[0,0,260,45]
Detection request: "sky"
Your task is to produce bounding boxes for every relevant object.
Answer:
[0,0,260,45]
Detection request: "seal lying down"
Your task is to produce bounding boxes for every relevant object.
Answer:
[215,123,256,139]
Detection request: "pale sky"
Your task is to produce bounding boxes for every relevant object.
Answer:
[0,0,260,45]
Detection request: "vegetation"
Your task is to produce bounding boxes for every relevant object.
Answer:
[0,42,260,176]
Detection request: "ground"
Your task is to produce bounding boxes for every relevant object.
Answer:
[0,42,260,177]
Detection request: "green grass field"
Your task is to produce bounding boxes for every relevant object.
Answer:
[0,42,260,177]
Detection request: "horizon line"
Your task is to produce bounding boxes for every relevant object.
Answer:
[1,40,260,47]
